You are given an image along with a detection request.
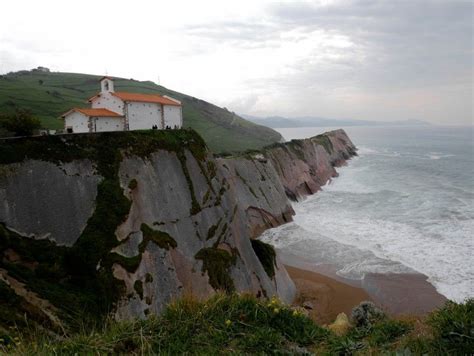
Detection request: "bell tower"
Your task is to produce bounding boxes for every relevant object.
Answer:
[100,76,114,93]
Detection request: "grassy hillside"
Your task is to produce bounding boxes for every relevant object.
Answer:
[2,294,472,355]
[0,70,282,153]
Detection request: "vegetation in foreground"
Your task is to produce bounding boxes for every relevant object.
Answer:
[1,295,472,355]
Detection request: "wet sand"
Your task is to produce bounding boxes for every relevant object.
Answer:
[282,251,447,323]
[286,265,370,324]
[362,273,447,315]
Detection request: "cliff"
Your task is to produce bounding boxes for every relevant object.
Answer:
[0,129,355,330]
[264,129,357,201]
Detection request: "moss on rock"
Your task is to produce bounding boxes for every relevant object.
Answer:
[195,247,237,293]
[311,134,334,154]
[140,224,177,251]
[0,130,202,327]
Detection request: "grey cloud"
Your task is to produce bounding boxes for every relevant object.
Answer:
[267,0,473,89]
[217,1,472,123]
[184,21,282,49]
[183,1,472,91]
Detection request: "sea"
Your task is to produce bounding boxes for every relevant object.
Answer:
[260,126,474,302]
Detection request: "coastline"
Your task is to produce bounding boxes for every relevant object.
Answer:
[285,265,370,324]
[282,250,447,322]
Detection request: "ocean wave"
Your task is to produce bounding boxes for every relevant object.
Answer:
[292,204,474,302]
[274,125,473,303]
[356,146,379,155]
[260,222,415,281]
[427,152,455,160]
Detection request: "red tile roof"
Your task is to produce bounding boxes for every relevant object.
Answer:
[111,92,181,106]
[61,108,123,118]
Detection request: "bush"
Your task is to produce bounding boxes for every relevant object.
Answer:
[429,298,474,354]
[0,109,41,136]
[328,336,366,355]
[367,319,411,346]
[351,301,386,328]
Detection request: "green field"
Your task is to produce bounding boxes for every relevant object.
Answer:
[0,70,282,153]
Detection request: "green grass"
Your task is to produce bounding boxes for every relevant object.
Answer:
[2,296,473,355]
[2,294,327,355]
[0,70,282,153]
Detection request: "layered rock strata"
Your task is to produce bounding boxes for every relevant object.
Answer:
[0,129,356,326]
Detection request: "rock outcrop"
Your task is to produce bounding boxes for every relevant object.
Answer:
[0,129,356,328]
[264,129,357,201]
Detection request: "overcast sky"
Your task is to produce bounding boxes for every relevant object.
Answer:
[1,0,472,124]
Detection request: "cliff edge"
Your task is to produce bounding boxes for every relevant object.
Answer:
[0,128,356,330]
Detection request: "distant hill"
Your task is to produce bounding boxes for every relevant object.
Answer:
[0,70,282,153]
[243,115,432,128]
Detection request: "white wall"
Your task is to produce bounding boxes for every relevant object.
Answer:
[64,112,89,133]
[100,78,114,93]
[91,92,124,115]
[94,117,125,132]
[127,102,162,130]
[90,95,182,131]
[163,105,182,128]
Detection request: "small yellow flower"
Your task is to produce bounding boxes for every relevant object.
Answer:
[225,319,231,326]
[292,310,299,317]
[273,308,280,314]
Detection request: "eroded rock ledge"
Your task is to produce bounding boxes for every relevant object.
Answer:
[0,129,356,328]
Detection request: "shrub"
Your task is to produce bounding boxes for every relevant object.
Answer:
[367,319,411,346]
[351,301,386,328]
[429,298,474,354]
[0,109,41,136]
[328,336,366,355]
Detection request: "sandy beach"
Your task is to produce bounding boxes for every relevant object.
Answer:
[283,252,447,324]
[286,265,370,324]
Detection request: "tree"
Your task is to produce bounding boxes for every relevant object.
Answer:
[0,109,42,136]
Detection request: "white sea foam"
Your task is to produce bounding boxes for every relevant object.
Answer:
[427,152,455,160]
[272,126,474,302]
[356,146,379,155]
[292,205,474,301]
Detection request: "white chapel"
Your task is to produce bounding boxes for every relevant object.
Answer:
[61,77,183,133]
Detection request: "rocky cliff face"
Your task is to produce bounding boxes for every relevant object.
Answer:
[264,129,357,201]
[0,129,355,329]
